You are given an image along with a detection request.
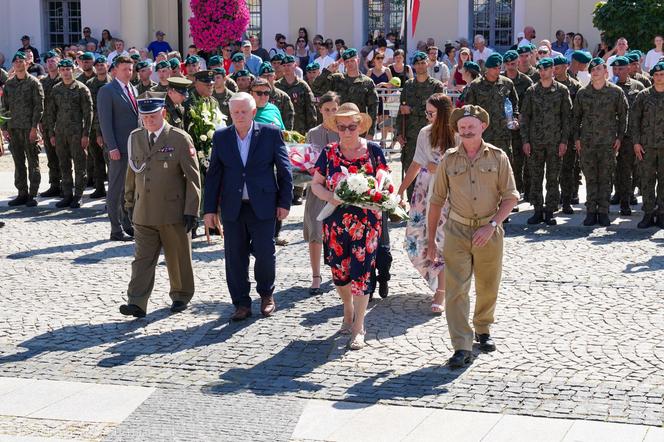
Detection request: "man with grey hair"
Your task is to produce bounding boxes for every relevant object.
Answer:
[203,92,293,322]
[472,34,494,69]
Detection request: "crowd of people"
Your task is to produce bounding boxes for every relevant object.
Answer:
[1,23,663,368]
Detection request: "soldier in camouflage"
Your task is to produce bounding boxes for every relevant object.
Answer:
[1,51,44,207]
[517,45,538,79]
[503,50,533,204]
[312,48,378,138]
[395,51,444,198]
[135,61,157,95]
[151,60,171,93]
[276,55,317,135]
[76,52,96,84]
[47,58,94,209]
[258,62,294,130]
[573,58,628,227]
[164,77,191,131]
[466,53,519,161]
[206,55,239,93]
[232,69,254,93]
[85,55,112,198]
[611,56,645,215]
[520,57,572,226]
[627,51,652,88]
[39,50,63,197]
[212,67,234,119]
[184,70,222,134]
[553,55,582,214]
[305,62,322,123]
[631,61,664,229]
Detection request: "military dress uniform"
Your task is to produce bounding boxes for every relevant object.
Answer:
[573,59,628,225]
[47,71,94,204]
[86,73,112,195]
[164,77,192,131]
[165,95,186,130]
[1,55,44,204]
[520,74,572,223]
[124,117,201,314]
[39,68,62,194]
[276,76,317,135]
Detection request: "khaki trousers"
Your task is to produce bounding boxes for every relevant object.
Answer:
[127,223,195,311]
[443,219,504,351]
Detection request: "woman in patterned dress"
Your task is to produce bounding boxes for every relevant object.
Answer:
[397,93,456,314]
[310,103,389,350]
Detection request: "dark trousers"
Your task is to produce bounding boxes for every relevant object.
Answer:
[42,130,61,186]
[223,202,276,308]
[369,215,392,293]
[107,156,132,234]
[8,129,41,197]
[88,130,107,189]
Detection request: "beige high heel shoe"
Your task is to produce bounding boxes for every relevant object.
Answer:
[431,289,445,314]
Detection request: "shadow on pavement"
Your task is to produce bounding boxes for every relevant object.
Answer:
[7,239,112,260]
[624,255,664,273]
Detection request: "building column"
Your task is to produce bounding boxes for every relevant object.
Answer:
[121,0,149,49]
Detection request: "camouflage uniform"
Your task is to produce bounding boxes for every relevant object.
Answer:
[151,83,169,93]
[506,71,533,197]
[632,72,652,88]
[212,88,234,120]
[268,88,294,131]
[47,80,93,198]
[164,95,186,130]
[312,68,378,136]
[275,77,317,135]
[1,74,44,197]
[615,77,645,205]
[137,79,157,96]
[395,76,444,196]
[86,75,112,191]
[630,86,664,217]
[573,82,628,215]
[520,80,572,212]
[76,71,96,85]
[40,73,62,188]
[556,75,582,207]
[225,78,238,92]
[465,74,519,160]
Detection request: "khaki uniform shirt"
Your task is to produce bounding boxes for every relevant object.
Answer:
[431,141,519,219]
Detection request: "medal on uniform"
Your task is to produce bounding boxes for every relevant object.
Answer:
[164,162,168,169]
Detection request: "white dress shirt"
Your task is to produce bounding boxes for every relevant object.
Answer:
[115,78,137,110]
[236,122,253,200]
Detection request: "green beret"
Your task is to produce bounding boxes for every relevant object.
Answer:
[270,53,285,63]
[258,62,275,75]
[650,61,664,76]
[185,55,200,65]
[536,57,554,69]
[194,70,215,83]
[450,105,490,131]
[207,55,222,67]
[305,62,320,72]
[58,59,75,68]
[341,48,358,60]
[625,52,639,63]
[231,52,244,62]
[610,56,630,67]
[130,53,141,61]
[213,67,226,76]
[93,55,107,65]
[412,51,427,63]
[588,57,605,72]
[43,50,58,61]
[282,55,296,64]
[503,50,518,62]
[232,69,252,80]
[571,50,592,64]
[167,76,192,97]
[529,43,537,51]
[516,45,532,55]
[463,61,481,74]
[553,55,569,66]
[136,61,151,71]
[12,51,27,62]
[629,50,643,60]
[168,58,181,69]
[79,52,94,61]
[485,53,503,68]
[155,60,170,70]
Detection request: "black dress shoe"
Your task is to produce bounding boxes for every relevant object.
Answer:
[55,196,73,208]
[544,211,557,226]
[475,333,496,352]
[40,185,61,198]
[7,195,29,206]
[25,197,38,207]
[119,304,146,318]
[597,213,611,227]
[89,188,107,198]
[378,280,389,298]
[110,232,133,241]
[527,210,544,225]
[448,350,472,369]
[69,196,82,209]
[582,212,598,226]
[638,213,655,229]
[123,226,135,237]
[291,196,303,206]
[170,301,188,313]
[561,203,574,215]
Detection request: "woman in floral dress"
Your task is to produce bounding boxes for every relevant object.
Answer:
[310,103,389,350]
[397,93,456,314]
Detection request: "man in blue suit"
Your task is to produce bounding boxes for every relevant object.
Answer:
[204,92,293,321]
[97,55,139,241]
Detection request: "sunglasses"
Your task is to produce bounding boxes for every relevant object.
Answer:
[336,124,358,133]
[375,56,384,60]
[538,50,549,54]
[252,90,270,96]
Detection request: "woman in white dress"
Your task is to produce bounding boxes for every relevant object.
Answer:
[397,93,456,314]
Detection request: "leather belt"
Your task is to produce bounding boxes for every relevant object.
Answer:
[448,210,495,228]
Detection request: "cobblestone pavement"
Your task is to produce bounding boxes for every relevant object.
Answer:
[0,152,663,440]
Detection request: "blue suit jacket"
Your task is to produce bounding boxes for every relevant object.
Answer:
[204,123,293,221]
[97,80,139,155]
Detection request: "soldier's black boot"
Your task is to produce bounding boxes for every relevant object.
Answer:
[656,214,664,229]
[637,213,655,229]
[89,187,107,199]
[25,196,38,207]
[571,194,580,205]
[598,213,611,227]
[583,212,598,226]
[544,210,557,225]
[619,202,631,216]
[40,185,61,198]
[609,194,620,205]
[8,194,29,206]
[561,202,574,214]
[69,195,82,209]
[55,195,73,208]
[527,210,544,225]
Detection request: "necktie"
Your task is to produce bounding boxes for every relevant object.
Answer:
[149,133,156,147]
[126,85,138,113]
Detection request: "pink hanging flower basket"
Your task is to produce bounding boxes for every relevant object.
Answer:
[189,0,251,51]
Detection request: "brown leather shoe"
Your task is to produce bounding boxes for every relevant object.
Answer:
[260,295,276,317]
[230,306,252,321]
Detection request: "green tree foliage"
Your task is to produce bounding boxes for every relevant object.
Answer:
[593,0,664,51]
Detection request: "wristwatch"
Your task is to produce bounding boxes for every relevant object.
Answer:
[489,220,498,228]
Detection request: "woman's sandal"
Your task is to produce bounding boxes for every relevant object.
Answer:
[431,289,446,315]
[309,275,323,295]
[348,330,366,350]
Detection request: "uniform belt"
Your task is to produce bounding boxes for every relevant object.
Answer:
[448,211,495,228]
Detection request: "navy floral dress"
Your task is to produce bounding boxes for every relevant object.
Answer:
[314,142,389,296]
